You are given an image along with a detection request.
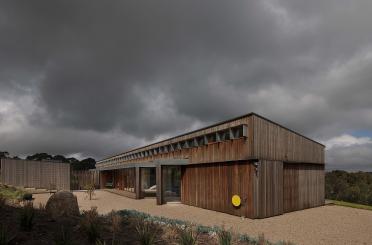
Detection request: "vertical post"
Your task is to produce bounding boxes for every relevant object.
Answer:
[135,167,141,199]
[156,165,163,205]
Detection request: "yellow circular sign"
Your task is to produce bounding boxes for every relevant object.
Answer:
[232,195,241,207]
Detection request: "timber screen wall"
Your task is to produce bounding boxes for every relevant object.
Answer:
[0,158,70,190]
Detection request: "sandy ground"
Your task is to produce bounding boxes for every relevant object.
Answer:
[33,190,372,245]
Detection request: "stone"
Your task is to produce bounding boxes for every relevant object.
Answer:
[45,191,80,219]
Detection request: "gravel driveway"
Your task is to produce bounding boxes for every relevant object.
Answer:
[33,190,372,245]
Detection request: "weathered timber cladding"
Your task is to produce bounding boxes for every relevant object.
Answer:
[255,160,283,218]
[283,163,325,213]
[98,116,253,167]
[181,161,255,218]
[252,115,325,164]
[71,170,100,190]
[100,171,112,188]
[96,113,326,218]
[0,158,70,190]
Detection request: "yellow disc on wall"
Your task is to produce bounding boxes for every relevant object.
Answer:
[232,195,241,207]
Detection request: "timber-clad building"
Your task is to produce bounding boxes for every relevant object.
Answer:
[96,113,325,218]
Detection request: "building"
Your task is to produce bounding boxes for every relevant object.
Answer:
[96,113,325,218]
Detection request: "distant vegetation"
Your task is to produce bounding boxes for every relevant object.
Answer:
[326,170,372,206]
[0,151,96,170]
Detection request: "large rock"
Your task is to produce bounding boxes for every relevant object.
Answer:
[45,191,80,219]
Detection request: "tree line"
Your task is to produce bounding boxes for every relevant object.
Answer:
[0,151,96,171]
[326,170,372,205]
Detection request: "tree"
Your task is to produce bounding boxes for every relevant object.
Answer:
[0,151,9,158]
[26,153,53,161]
[52,155,69,163]
[71,158,96,170]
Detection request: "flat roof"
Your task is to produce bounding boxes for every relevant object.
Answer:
[98,112,325,162]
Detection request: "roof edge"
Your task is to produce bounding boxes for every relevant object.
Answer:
[98,112,324,162]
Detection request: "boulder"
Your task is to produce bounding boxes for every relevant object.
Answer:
[45,191,80,219]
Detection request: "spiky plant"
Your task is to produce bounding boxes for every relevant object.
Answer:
[135,218,157,245]
[19,201,35,231]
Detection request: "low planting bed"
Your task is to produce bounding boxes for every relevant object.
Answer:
[0,187,295,244]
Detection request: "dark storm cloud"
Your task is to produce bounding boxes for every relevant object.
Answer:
[1,0,372,168]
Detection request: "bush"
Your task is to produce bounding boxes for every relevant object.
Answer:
[19,201,35,231]
[135,218,157,245]
[81,207,101,244]
[22,193,33,201]
[0,194,6,209]
[85,183,95,200]
[0,224,14,245]
[109,211,122,245]
[54,225,72,245]
[176,226,199,245]
[217,228,232,245]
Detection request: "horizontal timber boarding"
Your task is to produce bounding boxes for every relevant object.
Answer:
[252,115,325,164]
[255,160,283,218]
[283,163,325,213]
[0,158,70,190]
[181,161,255,218]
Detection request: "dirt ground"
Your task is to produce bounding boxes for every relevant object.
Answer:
[33,190,372,245]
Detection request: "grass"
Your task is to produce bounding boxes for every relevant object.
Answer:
[0,185,27,201]
[19,201,35,231]
[330,200,372,211]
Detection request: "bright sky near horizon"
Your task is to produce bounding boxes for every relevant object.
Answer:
[0,1,372,171]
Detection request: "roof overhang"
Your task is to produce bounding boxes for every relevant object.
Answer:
[96,158,189,171]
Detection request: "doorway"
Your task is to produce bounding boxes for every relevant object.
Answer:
[140,167,156,197]
[162,166,181,202]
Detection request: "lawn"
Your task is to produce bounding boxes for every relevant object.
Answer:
[330,200,372,211]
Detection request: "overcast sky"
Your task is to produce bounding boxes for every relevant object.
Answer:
[0,1,372,171]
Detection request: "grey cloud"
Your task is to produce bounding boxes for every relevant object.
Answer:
[326,143,372,172]
[0,1,372,169]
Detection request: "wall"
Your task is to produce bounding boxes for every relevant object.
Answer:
[181,161,255,218]
[71,170,100,190]
[254,160,284,218]
[253,160,325,218]
[252,115,325,164]
[97,115,254,168]
[283,163,325,213]
[0,158,70,190]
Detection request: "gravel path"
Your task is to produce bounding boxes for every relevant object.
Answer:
[33,190,372,245]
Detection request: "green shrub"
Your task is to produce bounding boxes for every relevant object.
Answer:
[54,225,72,245]
[135,218,157,245]
[217,228,232,245]
[176,226,199,245]
[19,201,35,231]
[22,193,33,201]
[81,207,101,244]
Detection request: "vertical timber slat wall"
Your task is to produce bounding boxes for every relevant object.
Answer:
[71,170,100,190]
[255,160,283,218]
[0,159,70,190]
[252,115,325,164]
[283,163,325,213]
[181,161,255,218]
